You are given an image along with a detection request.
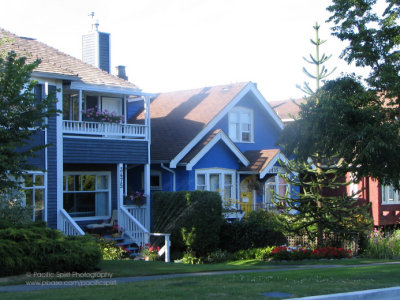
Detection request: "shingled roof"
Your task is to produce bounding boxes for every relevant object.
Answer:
[0,28,138,89]
[139,82,250,162]
[269,98,306,122]
[240,149,280,174]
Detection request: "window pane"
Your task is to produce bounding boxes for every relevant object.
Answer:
[229,123,238,140]
[35,175,44,186]
[25,189,33,207]
[67,175,75,191]
[64,192,96,217]
[150,175,160,188]
[230,112,239,122]
[82,175,95,191]
[35,189,44,221]
[62,94,71,120]
[24,174,33,187]
[97,175,108,190]
[242,132,250,142]
[95,192,109,216]
[210,174,220,191]
[72,95,79,121]
[86,96,98,110]
[197,174,206,190]
[224,174,232,199]
[241,113,250,123]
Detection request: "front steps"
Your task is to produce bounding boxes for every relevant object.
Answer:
[103,234,141,259]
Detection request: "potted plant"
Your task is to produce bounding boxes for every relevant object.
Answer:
[124,191,146,206]
[141,244,160,261]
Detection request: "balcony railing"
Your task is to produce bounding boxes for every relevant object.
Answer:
[62,120,147,139]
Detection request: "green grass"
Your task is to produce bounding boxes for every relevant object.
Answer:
[0,257,396,286]
[2,264,400,299]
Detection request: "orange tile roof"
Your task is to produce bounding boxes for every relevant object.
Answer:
[138,82,249,161]
[0,28,138,89]
[240,149,280,173]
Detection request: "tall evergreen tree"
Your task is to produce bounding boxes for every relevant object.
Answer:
[276,25,372,247]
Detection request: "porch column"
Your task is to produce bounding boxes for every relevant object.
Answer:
[117,163,124,220]
[78,90,82,122]
[144,163,151,231]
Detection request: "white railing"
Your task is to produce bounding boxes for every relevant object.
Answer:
[119,206,149,247]
[59,209,85,236]
[119,206,171,262]
[62,120,147,139]
[124,205,146,225]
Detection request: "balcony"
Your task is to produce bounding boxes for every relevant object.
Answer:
[63,120,148,139]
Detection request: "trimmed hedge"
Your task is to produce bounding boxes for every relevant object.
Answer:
[219,210,286,252]
[152,191,223,258]
[0,222,102,276]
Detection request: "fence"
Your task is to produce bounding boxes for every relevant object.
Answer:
[286,233,359,254]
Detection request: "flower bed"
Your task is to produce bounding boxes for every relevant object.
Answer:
[270,245,351,261]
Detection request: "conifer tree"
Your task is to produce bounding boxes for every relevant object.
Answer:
[276,24,372,247]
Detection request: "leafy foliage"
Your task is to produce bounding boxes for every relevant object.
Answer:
[274,157,372,244]
[152,190,223,258]
[0,189,32,225]
[0,47,58,190]
[328,0,400,102]
[278,76,400,187]
[219,210,286,253]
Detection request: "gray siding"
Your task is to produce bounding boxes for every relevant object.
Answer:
[63,138,148,164]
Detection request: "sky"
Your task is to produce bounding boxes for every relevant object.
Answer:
[0,0,368,101]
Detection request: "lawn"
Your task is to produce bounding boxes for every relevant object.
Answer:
[1,260,400,299]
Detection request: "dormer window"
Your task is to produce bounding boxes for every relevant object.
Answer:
[228,107,253,142]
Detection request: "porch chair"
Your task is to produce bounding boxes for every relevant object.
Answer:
[86,209,118,231]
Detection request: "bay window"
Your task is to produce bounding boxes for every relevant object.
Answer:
[63,172,111,219]
[195,168,235,201]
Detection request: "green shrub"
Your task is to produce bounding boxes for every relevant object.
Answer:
[232,247,274,261]
[96,237,129,260]
[153,191,223,258]
[203,249,232,264]
[220,210,286,252]
[0,222,102,276]
[0,189,32,225]
[182,251,202,264]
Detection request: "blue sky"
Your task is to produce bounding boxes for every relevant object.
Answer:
[0,0,368,101]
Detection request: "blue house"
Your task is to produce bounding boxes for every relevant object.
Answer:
[130,82,291,218]
[0,27,156,247]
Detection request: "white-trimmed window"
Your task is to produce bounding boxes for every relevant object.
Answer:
[195,168,235,201]
[63,172,111,220]
[150,170,162,190]
[264,174,289,210]
[381,185,400,204]
[22,172,46,221]
[228,107,253,142]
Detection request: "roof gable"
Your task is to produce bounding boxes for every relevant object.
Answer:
[181,129,249,170]
[0,28,138,91]
[240,149,289,179]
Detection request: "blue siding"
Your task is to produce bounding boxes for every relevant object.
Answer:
[64,138,148,164]
[25,131,46,170]
[213,92,281,152]
[46,86,58,228]
[193,141,241,170]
